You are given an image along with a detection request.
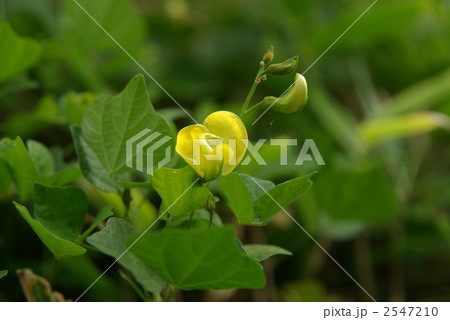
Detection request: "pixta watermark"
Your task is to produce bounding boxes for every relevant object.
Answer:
[126,129,325,175]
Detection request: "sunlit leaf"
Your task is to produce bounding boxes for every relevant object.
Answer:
[0,21,41,83]
[151,166,212,216]
[359,111,450,144]
[1,137,39,201]
[82,74,174,174]
[243,244,292,262]
[27,140,55,179]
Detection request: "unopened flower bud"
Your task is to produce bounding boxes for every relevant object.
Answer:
[253,73,308,115]
[262,45,274,65]
[264,56,298,76]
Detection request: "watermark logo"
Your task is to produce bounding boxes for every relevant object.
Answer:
[126,129,172,175]
[242,138,325,166]
[126,129,325,175]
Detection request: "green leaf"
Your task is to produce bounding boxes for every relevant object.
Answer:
[34,183,88,242]
[0,158,13,193]
[87,218,163,293]
[239,174,275,202]
[220,173,313,225]
[254,172,315,222]
[243,244,292,262]
[78,204,114,243]
[151,166,212,216]
[378,67,450,117]
[27,140,55,179]
[316,165,398,222]
[1,137,39,201]
[42,167,82,187]
[61,91,94,126]
[166,208,223,230]
[219,172,254,224]
[117,181,154,190]
[0,21,41,83]
[129,227,266,290]
[62,0,146,89]
[71,126,116,193]
[81,74,174,174]
[0,270,7,280]
[359,111,450,144]
[309,85,366,155]
[13,202,86,259]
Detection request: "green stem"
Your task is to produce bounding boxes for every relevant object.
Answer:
[241,63,265,116]
[164,286,178,302]
[244,100,265,115]
[119,270,149,302]
[187,210,195,229]
[208,211,214,229]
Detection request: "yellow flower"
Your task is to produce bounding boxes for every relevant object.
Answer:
[175,111,248,180]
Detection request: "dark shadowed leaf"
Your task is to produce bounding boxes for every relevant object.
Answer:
[17,269,69,302]
[254,172,315,222]
[13,202,86,259]
[129,227,266,290]
[34,183,88,242]
[71,126,116,193]
[87,218,163,293]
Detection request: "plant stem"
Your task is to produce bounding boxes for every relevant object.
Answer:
[208,211,214,229]
[244,100,264,115]
[164,285,178,302]
[240,63,265,116]
[119,270,149,302]
[187,210,195,229]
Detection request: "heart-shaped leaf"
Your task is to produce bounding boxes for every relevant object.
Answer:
[34,183,88,242]
[87,218,163,293]
[82,74,174,174]
[13,202,86,259]
[220,172,315,225]
[128,227,266,290]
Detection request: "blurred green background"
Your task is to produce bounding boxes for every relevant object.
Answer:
[1,0,450,301]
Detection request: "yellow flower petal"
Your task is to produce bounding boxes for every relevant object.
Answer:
[203,111,248,176]
[175,111,248,180]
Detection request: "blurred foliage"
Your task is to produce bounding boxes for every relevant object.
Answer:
[1,0,450,302]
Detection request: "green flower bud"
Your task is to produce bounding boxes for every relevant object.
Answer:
[262,45,274,65]
[205,194,216,212]
[253,73,308,115]
[264,55,298,76]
